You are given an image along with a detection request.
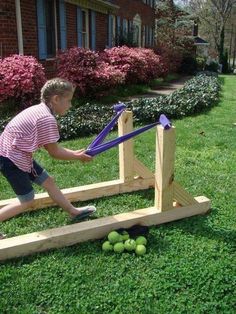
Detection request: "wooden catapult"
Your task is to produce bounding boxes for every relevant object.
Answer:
[0,111,210,261]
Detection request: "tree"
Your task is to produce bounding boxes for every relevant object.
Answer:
[183,0,236,66]
[155,0,196,73]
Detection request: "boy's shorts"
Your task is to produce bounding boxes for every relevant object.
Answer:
[0,156,49,203]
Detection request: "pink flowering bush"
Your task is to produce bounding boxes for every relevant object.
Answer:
[0,55,46,108]
[136,48,169,79]
[101,46,168,84]
[56,47,125,96]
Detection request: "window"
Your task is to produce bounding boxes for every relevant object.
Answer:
[77,7,89,48]
[37,0,66,59]
[133,14,142,47]
[123,18,128,37]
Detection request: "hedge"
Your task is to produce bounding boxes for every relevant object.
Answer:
[57,72,220,140]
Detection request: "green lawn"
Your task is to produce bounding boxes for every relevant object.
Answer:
[0,75,235,313]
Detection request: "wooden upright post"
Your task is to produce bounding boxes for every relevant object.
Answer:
[118,111,134,182]
[155,125,176,211]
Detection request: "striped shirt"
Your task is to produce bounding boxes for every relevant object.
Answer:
[0,103,60,172]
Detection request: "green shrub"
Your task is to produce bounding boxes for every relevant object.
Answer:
[205,61,219,72]
[57,74,220,140]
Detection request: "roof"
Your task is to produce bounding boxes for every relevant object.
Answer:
[194,36,209,45]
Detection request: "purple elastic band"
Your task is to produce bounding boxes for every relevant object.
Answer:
[85,104,172,156]
[87,103,126,149]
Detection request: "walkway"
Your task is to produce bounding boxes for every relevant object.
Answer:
[126,75,192,100]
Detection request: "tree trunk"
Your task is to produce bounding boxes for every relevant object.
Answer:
[219,25,225,63]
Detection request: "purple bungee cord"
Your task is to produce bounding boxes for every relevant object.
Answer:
[85,103,171,157]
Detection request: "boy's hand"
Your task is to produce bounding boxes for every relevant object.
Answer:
[74,149,93,162]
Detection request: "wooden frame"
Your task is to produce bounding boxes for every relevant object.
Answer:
[0,111,210,261]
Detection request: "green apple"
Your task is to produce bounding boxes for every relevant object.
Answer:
[124,239,136,251]
[135,244,146,256]
[108,231,121,244]
[135,236,147,246]
[113,242,125,253]
[102,241,113,252]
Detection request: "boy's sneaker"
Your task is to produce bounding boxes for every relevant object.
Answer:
[71,206,96,221]
[0,233,6,240]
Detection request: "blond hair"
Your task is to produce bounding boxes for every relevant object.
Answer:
[40,78,74,104]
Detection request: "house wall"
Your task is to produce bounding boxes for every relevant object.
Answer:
[0,0,18,58]
[96,12,108,51]
[114,0,155,25]
[1,0,155,77]
[67,2,77,48]
[21,0,38,57]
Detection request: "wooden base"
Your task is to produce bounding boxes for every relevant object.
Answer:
[0,196,210,261]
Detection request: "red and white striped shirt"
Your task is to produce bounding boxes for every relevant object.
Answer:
[0,103,60,172]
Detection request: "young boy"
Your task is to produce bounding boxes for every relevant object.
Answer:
[0,78,96,225]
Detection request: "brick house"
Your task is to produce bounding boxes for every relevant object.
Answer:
[0,0,156,77]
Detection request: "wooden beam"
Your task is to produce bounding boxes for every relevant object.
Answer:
[155,126,176,211]
[133,158,154,179]
[0,196,210,261]
[118,111,134,182]
[0,177,155,211]
[173,181,198,206]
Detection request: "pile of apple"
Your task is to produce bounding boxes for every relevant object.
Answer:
[102,230,147,256]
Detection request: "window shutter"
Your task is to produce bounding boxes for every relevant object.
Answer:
[91,10,96,50]
[123,18,127,36]
[145,25,148,46]
[149,27,152,46]
[59,0,67,50]
[77,6,83,47]
[108,14,113,48]
[117,16,121,37]
[36,0,47,59]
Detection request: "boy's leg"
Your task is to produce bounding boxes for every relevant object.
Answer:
[0,199,35,222]
[41,176,96,218]
[32,161,96,218]
[0,156,35,222]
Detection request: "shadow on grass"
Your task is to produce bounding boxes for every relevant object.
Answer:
[163,207,236,248]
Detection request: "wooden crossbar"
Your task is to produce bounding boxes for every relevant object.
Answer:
[0,196,210,261]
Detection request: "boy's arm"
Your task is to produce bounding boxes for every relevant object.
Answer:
[44,143,92,162]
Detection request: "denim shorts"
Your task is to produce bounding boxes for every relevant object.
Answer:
[0,156,49,202]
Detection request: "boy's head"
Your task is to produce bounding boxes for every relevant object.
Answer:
[41,78,75,115]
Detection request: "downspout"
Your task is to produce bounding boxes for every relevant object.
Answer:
[15,0,24,55]
[54,0,58,53]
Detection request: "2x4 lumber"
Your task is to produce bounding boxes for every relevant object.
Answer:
[0,177,155,212]
[133,158,154,179]
[0,196,210,261]
[118,111,134,181]
[173,181,198,206]
[155,126,176,211]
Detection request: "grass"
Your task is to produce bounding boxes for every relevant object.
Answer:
[0,75,235,314]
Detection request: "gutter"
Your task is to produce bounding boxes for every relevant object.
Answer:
[15,0,24,55]
[66,0,119,14]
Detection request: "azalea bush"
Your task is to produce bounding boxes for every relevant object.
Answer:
[56,47,125,96]
[154,43,183,73]
[101,46,168,84]
[0,55,46,109]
